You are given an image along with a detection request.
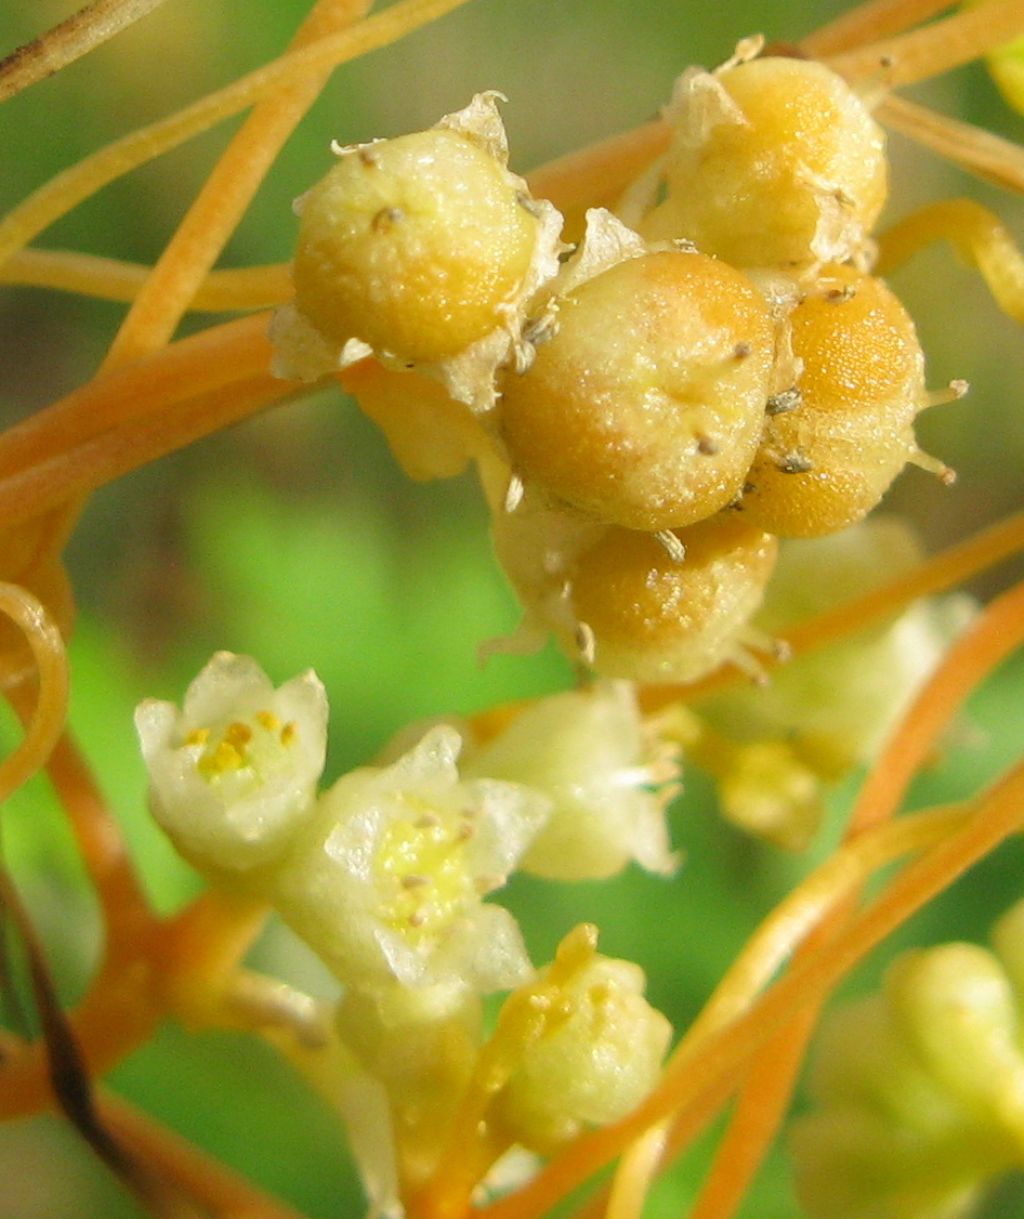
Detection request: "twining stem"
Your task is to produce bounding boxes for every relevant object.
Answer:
[103,0,371,367]
[0,311,275,479]
[0,0,170,102]
[43,733,153,969]
[98,1089,310,1219]
[802,0,955,56]
[825,0,1024,88]
[477,757,1024,1219]
[684,1012,814,1219]
[0,0,473,269]
[551,582,1024,1219]
[0,889,270,1121]
[673,579,1024,1217]
[878,197,1024,320]
[603,807,967,1219]
[876,97,1024,197]
[0,373,296,529]
[850,580,1024,834]
[1,248,292,309]
[0,584,68,801]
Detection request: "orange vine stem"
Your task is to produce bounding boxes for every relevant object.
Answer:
[1,248,292,310]
[0,0,473,269]
[0,311,275,478]
[43,732,153,968]
[103,0,371,367]
[476,755,1024,1219]
[0,584,69,799]
[98,1089,310,1219]
[877,197,1024,319]
[825,0,1024,87]
[676,578,1024,1216]
[876,97,1024,196]
[802,0,955,56]
[0,0,170,102]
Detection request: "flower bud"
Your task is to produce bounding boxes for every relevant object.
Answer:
[565,516,778,683]
[134,652,328,877]
[491,946,671,1154]
[462,682,680,879]
[887,944,1024,1140]
[272,94,562,407]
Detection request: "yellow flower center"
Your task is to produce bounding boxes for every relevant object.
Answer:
[374,798,482,945]
[184,711,298,781]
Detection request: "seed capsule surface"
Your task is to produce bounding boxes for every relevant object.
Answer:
[292,128,541,363]
[499,250,774,531]
[641,57,888,268]
[740,267,926,536]
[566,516,778,682]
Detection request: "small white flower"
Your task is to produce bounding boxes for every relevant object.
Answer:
[135,652,328,876]
[463,683,680,880]
[273,725,549,992]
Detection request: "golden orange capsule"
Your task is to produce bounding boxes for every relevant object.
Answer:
[565,516,778,683]
[498,249,774,531]
[641,57,888,268]
[739,267,927,537]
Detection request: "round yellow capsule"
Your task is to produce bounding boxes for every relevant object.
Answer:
[739,267,925,537]
[498,250,774,531]
[642,57,888,268]
[292,127,541,363]
[565,516,778,683]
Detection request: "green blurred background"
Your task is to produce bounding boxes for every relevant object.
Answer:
[0,0,1022,1215]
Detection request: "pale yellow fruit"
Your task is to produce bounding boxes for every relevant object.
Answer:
[739,267,925,537]
[499,250,774,531]
[642,58,888,268]
[293,128,541,363]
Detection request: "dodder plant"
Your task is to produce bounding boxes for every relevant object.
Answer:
[1,1,1024,1217]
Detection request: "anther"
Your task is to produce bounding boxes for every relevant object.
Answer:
[505,473,525,513]
[575,620,597,666]
[766,388,801,415]
[654,531,687,564]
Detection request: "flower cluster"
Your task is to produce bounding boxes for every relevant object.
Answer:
[793,899,1024,1218]
[272,51,957,688]
[136,653,678,1202]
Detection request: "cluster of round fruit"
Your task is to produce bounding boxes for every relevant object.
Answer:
[272,53,953,684]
